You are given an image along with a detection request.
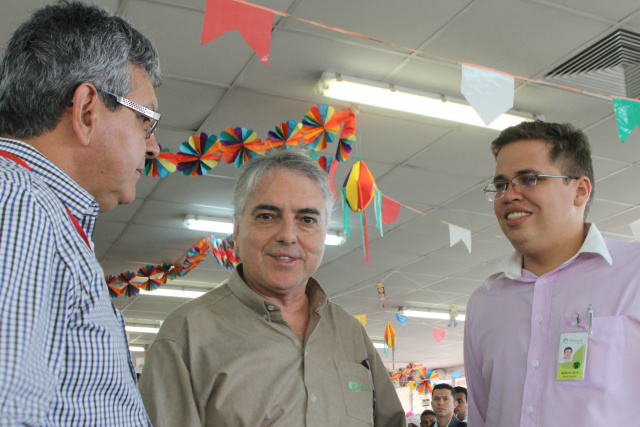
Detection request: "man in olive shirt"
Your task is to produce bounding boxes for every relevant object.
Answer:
[139,150,405,427]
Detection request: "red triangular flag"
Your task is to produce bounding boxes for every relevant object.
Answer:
[201,0,274,67]
[433,327,446,342]
[381,194,401,225]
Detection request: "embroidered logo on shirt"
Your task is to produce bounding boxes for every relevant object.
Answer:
[348,381,372,392]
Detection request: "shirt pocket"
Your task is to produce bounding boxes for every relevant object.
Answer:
[559,315,626,391]
[335,360,374,426]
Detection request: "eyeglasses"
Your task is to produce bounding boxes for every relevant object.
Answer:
[98,89,161,139]
[484,172,579,202]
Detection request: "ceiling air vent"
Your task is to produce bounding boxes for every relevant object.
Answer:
[545,30,640,99]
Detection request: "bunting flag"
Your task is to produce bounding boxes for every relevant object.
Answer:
[461,65,515,126]
[354,314,367,326]
[448,222,472,253]
[433,327,446,343]
[201,0,274,67]
[613,97,640,142]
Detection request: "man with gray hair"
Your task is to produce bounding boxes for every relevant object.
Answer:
[0,1,160,425]
[139,149,405,427]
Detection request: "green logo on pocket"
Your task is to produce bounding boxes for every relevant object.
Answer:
[573,362,580,369]
[348,381,372,393]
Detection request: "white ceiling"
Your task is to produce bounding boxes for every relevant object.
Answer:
[4,0,640,372]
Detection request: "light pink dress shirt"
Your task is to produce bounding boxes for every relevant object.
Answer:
[464,224,640,427]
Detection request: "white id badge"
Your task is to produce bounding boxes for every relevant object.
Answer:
[556,332,588,380]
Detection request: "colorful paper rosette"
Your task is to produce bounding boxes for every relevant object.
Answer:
[336,113,356,162]
[144,146,178,178]
[301,104,340,151]
[415,367,439,394]
[265,120,304,151]
[105,274,125,299]
[176,132,222,177]
[137,265,166,291]
[219,127,266,168]
[117,271,143,298]
[309,152,334,173]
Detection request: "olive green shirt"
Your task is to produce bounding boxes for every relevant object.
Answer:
[139,266,405,427]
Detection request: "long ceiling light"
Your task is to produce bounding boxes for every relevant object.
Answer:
[183,214,347,246]
[139,289,206,299]
[399,307,466,322]
[314,71,533,131]
[125,325,160,334]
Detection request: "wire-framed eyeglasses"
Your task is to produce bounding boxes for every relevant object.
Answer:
[484,172,579,202]
[98,89,161,139]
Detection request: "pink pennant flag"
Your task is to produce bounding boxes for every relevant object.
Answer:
[433,327,446,343]
[202,0,274,67]
[381,194,401,225]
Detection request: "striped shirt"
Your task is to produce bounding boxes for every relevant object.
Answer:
[0,138,151,427]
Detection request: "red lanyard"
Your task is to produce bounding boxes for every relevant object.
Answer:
[0,150,93,252]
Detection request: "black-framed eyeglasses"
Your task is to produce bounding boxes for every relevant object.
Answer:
[98,89,161,139]
[484,172,579,202]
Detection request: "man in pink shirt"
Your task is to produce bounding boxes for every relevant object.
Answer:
[464,120,640,426]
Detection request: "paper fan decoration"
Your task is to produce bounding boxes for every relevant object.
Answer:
[342,158,383,264]
[145,146,178,178]
[176,132,222,176]
[219,127,266,168]
[117,271,143,298]
[265,120,304,150]
[137,265,166,291]
[105,274,125,299]
[335,113,355,161]
[384,322,396,369]
[302,104,340,151]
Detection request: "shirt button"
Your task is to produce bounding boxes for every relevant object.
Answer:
[527,406,534,413]
[267,305,275,311]
[310,395,317,403]
[537,315,543,322]
[531,360,539,367]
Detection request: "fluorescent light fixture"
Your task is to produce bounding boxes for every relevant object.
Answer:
[183,214,234,234]
[129,346,145,352]
[125,325,160,334]
[139,289,206,299]
[315,71,533,131]
[183,214,346,246]
[372,341,385,349]
[399,307,466,322]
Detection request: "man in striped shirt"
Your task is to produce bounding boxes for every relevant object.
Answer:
[0,2,161,426]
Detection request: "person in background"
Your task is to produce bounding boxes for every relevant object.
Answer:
[453,386,468,422]
[431,384,466,427]
[138,149,405,427]
[420,409,436,427]
[464,120,640,426]
[0,1,161,426]
[407,414,421,427]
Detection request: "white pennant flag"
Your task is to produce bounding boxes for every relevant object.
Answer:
[461,65,514,126]
[448,223,472,253]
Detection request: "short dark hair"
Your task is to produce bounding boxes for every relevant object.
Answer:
[432,383,456,399]
[0,1,161,138]
[454,386,467,400]
[490,120,594,217]
[421,409,436,417]
[564,347,573,353]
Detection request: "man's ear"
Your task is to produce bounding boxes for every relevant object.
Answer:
[70,83,101,147]
[574,176,592,208]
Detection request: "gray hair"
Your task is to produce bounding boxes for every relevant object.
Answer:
[0,1,161,138]
[233,149,334,221]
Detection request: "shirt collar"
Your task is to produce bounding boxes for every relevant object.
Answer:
[0,137,99,221]
[228,265,328,318]
[488,223,612,284]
